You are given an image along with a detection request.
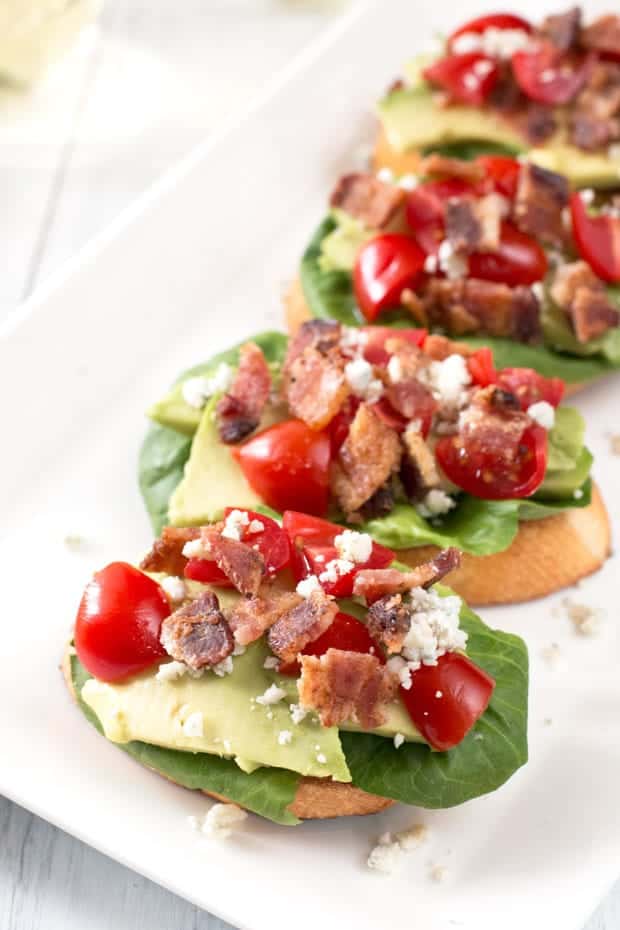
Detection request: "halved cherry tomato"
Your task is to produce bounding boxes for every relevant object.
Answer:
[406,179,475,254]
[512,41,594,105]
[475,154,521,199]
[278,611,383,676]
[436,422,547,499]
[467,347,497,387]
[74,562,169,682]
[423,52,499,105]
[361,326,427,366]
[448,13,532,50]
[328,395,360,454]
[233,420,330,516]
[570,191,620,283]
[400,652,495,751]
[496,368,565,409]
[184,509,290,586]
[468,221,548,286]
[353,234,426,322]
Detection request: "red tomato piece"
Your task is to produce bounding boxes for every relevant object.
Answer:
[184,558,232,586]
[436,423,548,499]
[423,53,499,106]
[406,179,474,255]
[496,368,565,409]
[353,234,426,321]
[233,420,331,516]
[449,13,532,50]
[467,347,497,387]
[74,562,169,683]
[278,611,383,676]
[400,652,495,751]
[467,221,548,286]
[327,395,360,454]
[361,326,427,366]
[570,191,620,283]
[512,41,594,105]
[475,154,521,199]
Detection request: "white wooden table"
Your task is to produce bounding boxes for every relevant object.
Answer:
[0,2,618,927]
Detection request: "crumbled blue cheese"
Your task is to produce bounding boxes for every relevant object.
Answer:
[182,711,204,737]
[386,655,413,690]
[437,239,467,280]
[263,656,280,670]
[367,824,428,873]
[248,519,264,534]
[278,730,293,746]
[420,353,471,410]
[400,588,466,670]
[531,281,544,301]
[397,173,419,191]
[393,733,405,749]
[256,684,287,705]
[376,167,395,184]
[344,357,384,403]
[527,400,555,430]
[160,576,187,603]
[202,803,247,839]
[222,508,250,541]
[451,26,531,58]
[213,656,234,677]
[334,529,373,564]
[416,489,456,519]
[156,661,203,682]
[580,188,595,205]
[387,354,403,384]
[181,363,234,409]
[316,752,327,764]
[319,558,355,585]
[289,703,307,725]
[424,253,438,274]
[339,327,368,356]
[182,538,206,559]
[296,575,322,598]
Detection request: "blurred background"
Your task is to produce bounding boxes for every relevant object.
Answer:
[0,3,618,929]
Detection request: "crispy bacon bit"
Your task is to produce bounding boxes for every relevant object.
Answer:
[298,649,397,729]
[353,548,461,603]
[284,319,342,371]
[422,334,474,361]
[445,195,502,255]
[283,346,348,430]
[226,589,302,645]
[201,527,264,596]
[513,163,569,248]
[401,288,428,327]
[570,62,620,150]
[550,261,619,342]
[366,593,412,653]
[423,278,541,343]
[384,338,432,419]
[419,154,484,184]
[540,7,581,51]
[489,64,525,113]
[160,590,233,670]
[570,113,619,151]
[267,589,338,663]
[216,343,271,444]
[459,385,530,466]
[581,14,620,57]
[330,404,402,516]
[140,527,200,576]
[329,172,406,229]
[401,428,440,500]
[524,104,558,145]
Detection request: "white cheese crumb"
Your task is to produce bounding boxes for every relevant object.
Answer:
[160,576,187,603]
[573,488,584,499]
[376,167,395,184]
[289,703,308,725]
[531,281,544,301]
[397,173,419,191]
[386,655,413,690]
[256,684,287,705]
[393,732,405,749]
[247,519,264,534]
[401,588,466,669]
[430,864,447,883]
[527,400,555,430]
[424,253,438,274]
[437,239,467,280]
[182,538,206,559]
[561,597,603,636]
[334,529,373,564]
[202,803,247,839]
[221,508,250,541]
[181,363,234,409]
[339,327,368,356]
[223,738,232,753]
[232,642,246,656]
[416,489,456,519]
[296,575,322,598]
[182,711,204,738]
[451,26,531,59]
[387,355,404,385]
[420,353,471,410]
[396,823,428,850]
[319,558,355,585]
[367,823,428,873]
[278,730,293,746]
[316,752,327,764]
[156,660,190,682]
[344,357,384,403]
[263,656,280,670]
[435,690,443,698]
[213,656,234,677]
[580,188,595,205]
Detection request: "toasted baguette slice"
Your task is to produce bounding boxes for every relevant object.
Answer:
[61,649,392,820]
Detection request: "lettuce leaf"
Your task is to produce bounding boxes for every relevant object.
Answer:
[301,216,620,382]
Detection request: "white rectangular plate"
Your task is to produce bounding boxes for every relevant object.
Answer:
[1,1,619,928]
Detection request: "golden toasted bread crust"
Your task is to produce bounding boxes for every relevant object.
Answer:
[61,648,392,820]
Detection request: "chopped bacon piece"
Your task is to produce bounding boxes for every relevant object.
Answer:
[550,261,619,342]
[459,385,530,466]
[513,163,569,248]
[400,288,428,327]
[353,548,461,603]
[330,404,401,516]
[329,172,406,229]
[489,65,525,113]
[383,337,432,419]
[423,334,474,361]
[140,526,200,577]
[201,527,264,596]
[401,427,440,499]
[267,589,338,664]
[423,278,541,343]
[366,593,412,653]
[284,319,342,371]
[216,343,271,444]
[570,63,620,150]
[570,113,620,151]
[445,194,503,255]
[160,590,233,670]
[523,104,558,145]
[283,346,348,430]
[298,649,397,729]
[419,154,484,184]
[226,588,302,646]
[540,7,581,51]
[581,14,620,57]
